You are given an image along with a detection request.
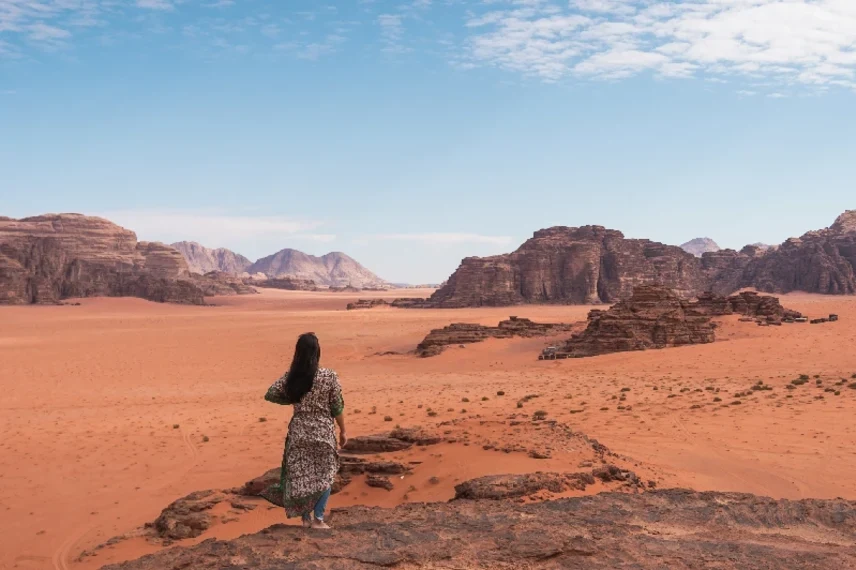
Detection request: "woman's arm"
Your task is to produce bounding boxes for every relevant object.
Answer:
[329,371,346,447]
[264,375,290,405]
[335,413,347,448]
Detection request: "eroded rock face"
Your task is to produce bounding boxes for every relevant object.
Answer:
[249,277,319,291]
[429,226,707,307]
[0,214,205,305]
[148,490,222,541]
[106,489,856,570]
[194,271,258,296]
[693,291,802,320]
[417,316,577,357]
[553,285,715,358]
[423,212,856,308]
[346,299,390,310]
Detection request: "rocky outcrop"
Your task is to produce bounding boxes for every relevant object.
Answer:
[693,291,802,320]
[249,277,318,291]
[170,241,252,275]
[0,214,205,305]
[346,299,390,310]
[417,316,577,357]
[424,212,856,308]
[390,297,432,308]
[193,272,257,296]
[428,226,708,307]
[247,249,387,289]
[551,286,715,359]
[680,237,721,257]
[104,488,856,570]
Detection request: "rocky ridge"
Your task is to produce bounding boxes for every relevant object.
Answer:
[428,211,856,307]
[0,214,205,305]
[248,276,319,291]
[103,488,856,570]
[546,286,803,359]
[417,316,578,357]
[248,249,387,289]
[170,241,252,275]
[548,285,716,359]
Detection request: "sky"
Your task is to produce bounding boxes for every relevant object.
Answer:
[2,0,856,284]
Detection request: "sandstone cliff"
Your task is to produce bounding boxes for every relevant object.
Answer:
[704,210,856,296]
[429,212,856,307]
[248,249,387,288]
[429,226,706,307]
[0,214,205,305]
[170,241,252,275]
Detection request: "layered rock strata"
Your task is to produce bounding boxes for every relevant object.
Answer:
[426,211,856,307]
[0,214,205,305]
[417,316,576,357]
[106,489,856,570]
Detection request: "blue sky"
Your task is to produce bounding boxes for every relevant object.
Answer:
[2,0,855,284]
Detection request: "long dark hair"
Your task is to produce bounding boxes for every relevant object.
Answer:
[284,332,321,404]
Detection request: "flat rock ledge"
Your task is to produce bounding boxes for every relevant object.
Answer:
[103,489,856,569]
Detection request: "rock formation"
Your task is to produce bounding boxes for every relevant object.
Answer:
[0,214,205,305]
[346,299,390,310]
[170,241,252,275]
[551,286,715,359]
[693,291,802,321]
[425,211,856,307]
[247,249,387,289]
[193,272,257,296]
[680,237,721,257]
[428,226,708,307]
[417,316,577,357]
[248,277,318,291]
[104,488,856,570]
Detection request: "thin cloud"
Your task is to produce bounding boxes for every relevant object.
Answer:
[97,209,333,246]
[369,233,515,246]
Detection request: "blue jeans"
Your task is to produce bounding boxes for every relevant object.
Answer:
[314,487,331,521]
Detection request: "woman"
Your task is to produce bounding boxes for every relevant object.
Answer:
[261,332,346,529]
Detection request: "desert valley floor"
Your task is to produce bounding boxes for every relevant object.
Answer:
[2,288,856,570]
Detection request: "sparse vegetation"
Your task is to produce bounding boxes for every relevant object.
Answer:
[384,416,393,422]
[496,390,505,396]
[461,397,470,403]
[792,377,810,386]
[620,387,630,392]
[202,435,209,442]
[481,396,489,401]
[172,424,179,429]
[258,417,267,423]
[427,410,438,417]
[532,410,548,421]
[713,397,722,403]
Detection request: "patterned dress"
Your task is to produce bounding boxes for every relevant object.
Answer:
[261,368,345,518]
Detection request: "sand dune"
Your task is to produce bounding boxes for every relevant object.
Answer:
[1,289,855,569]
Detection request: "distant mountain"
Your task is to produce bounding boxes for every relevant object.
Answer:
[748,242,774,252]
[248,249,387,288]
[171,241,252,275]
[680,237,721,257]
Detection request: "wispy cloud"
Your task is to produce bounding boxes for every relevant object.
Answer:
[461,0,856,91]
[368,233,514,246]
[97,209,334,246]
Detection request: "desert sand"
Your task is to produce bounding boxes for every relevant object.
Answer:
[2,288,856,570]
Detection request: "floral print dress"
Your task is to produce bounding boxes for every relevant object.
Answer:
[261,368,345,518]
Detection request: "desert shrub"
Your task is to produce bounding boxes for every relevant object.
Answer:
[384,416,393,422]
[497,391,505,396]
[532,410,547,421]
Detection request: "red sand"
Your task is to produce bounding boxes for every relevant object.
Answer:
[2,288,856,569]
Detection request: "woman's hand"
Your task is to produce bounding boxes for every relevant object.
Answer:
[339,429,348,449]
